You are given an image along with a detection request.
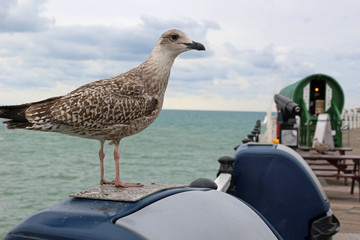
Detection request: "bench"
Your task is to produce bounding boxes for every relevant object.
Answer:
[298,146,352,155]
[301,154,360,201]
[315,173,360,195]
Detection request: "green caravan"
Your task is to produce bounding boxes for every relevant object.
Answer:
[280,74,344,147]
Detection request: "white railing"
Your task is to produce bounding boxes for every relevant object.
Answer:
[342,108,360,129]
[214,173,232,192]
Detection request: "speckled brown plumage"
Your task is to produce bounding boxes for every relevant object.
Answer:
[0,29,205,187]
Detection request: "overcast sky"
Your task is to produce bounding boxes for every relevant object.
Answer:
[1,0,359,111]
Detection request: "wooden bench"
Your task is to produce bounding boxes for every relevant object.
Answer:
[301,154,360,200]
[298,146,352,155]
[299,147,353,182]
[307,162,354,175]
[315,173,360,195]
[307,161,354,166]
[301,154,360,201]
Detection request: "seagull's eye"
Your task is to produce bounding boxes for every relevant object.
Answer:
[171,34,179,41]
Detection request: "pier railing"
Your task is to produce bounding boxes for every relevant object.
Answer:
[342,108,360,129]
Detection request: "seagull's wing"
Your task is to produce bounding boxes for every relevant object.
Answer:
[26,79,158,129]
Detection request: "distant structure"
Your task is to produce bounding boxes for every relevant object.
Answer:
[276,74,345,148]
[342,108,360,129]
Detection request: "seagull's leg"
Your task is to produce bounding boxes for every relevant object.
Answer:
[113,141,142,188]
[99,140,114,185]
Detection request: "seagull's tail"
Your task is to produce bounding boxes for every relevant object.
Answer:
[0,103,32,129]
[1,96,61,129]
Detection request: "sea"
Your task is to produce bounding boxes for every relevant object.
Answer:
[0,110,265,237]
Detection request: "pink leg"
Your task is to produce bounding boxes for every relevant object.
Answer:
[113,141,142,188]
[99,141,113,185]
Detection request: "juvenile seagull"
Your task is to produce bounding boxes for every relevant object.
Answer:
[0,29,205,187]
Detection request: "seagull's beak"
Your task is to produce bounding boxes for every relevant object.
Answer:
[183,41,206,51]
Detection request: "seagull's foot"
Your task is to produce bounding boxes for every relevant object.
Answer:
[100,179,115,185]
[114,181,143,188]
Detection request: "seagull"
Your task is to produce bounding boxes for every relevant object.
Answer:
[0,29,205,187]
[313,138,331,154]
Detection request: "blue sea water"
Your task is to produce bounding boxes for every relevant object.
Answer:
[0,110,265,237]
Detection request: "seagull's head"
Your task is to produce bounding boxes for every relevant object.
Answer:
[154,29,205,58]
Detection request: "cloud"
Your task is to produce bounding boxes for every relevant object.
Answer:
[1,0,359,110]
[228,44,279,70]
[158,41,320,110]
[173,42,316,97]
[163,91,273,111]
[0,6,219,105]
[335,49,360,62]
[0,0,55,32]
[0,81,75,104]
[1,14,217,61]
[1,0,308,108]
[214,75,249,90]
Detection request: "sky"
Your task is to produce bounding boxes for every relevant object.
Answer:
[0,0,359,111]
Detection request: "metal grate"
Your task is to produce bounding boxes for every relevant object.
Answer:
[70,183,187,202]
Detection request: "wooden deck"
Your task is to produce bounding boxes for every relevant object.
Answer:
[299,128,360,239]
